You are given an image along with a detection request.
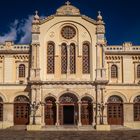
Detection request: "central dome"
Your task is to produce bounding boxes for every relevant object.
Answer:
[56,1,80,16]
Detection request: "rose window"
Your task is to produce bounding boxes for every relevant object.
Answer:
[61,26,76,39]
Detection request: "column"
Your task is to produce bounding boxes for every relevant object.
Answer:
[55,102,60,126]
[103,104,108,124]
[78,101,82,126]
[92,102,96,126]
[102,46,106,80]
[96,86,101,125]
[3,103,14,128]
[67,45,70,76]
[25,66,28,83]
[41,103,45,126]
[96,44,101,80]
[36,44,40,68]
[16,66,18,83]
[124,103,134,125]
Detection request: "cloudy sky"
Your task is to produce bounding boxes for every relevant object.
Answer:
[0,0,140,45]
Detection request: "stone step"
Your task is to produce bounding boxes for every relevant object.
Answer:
[110,125,132,130]
[7,125,27,130]
[42,125,95,131]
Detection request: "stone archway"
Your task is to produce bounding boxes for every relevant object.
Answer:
[81,96,93,125]
[14,95,30,125]
[107,95,123,125]
[59,93,78,125]
[44,97,56,125]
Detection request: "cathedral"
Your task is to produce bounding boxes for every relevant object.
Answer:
[0,1,140,130]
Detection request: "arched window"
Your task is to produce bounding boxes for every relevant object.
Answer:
[0,97,3,121]
[111,65,118,78]
[14,95,29,103]
[70,43,76,74]
[19,64,25,78]
[137,65,140,78]
[61,43,67,74]
[47,42,55,74]
[134,96,140,121]
[82,43,90,74]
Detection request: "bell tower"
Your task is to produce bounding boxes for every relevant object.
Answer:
[95,12,109,127]
[30,11,41,81]
[96,11,107,82]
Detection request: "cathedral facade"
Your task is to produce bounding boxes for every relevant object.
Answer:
[0,2,140,130]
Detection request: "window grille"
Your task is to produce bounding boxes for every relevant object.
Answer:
[61,44,67,74]
[111,65,118,78]
[137,65,140,78]
[70,44,76,74]
[82,43,90,74]
[47,42,55,74]
[19,64,25,78]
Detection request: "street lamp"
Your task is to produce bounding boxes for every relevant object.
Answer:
[97,102,105,124]
[30,101,44,125]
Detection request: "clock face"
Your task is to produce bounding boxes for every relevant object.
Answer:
[61,26,76,39]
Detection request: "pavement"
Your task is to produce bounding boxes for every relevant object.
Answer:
[0,130,140,140]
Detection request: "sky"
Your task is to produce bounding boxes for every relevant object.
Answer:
[0,0,140,45]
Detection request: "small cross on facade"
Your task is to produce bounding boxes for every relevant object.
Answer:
[65,1,71,6]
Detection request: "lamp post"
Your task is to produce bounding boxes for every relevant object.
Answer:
[30,101,43,125]
[97,102,105,124]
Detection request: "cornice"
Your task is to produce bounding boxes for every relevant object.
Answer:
[0,50,30,54]
[28,80,95,85]
[107,83,140,86]
[40,14,97,25]
[105,51,140,55]
[40,15,55,24]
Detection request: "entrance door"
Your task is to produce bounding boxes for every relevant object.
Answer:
[63,106,74,124]
[81,104,92,125]
[14,103,30,125]
[45,104,56,125]
[107,103,123,125]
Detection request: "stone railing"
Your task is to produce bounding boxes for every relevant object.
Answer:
[13,45,30,50]
[105,45,140,52]
[0,44,30,51]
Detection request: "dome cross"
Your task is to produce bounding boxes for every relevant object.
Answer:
[65,1,71,6]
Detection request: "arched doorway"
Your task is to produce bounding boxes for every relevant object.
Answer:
[107,95,123,125]
[81,96,93,125]
[0,97,3,121]
[14,95,30,125]
[44,97,56,125]
[59,93,78,125]
[134,95,140,121]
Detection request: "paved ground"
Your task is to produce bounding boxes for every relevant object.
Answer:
[0,130,140,140]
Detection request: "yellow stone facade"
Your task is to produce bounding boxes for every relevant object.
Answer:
[0,2,140,130]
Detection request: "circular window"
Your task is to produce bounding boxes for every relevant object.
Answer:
[61,26,76,39]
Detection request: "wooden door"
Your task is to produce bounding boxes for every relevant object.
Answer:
[14,103,29,125]
[107,103,123,125]
[134,103,140,121]
[0,103,3,121]
[81,104,92,125]
[45,104,56,125]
